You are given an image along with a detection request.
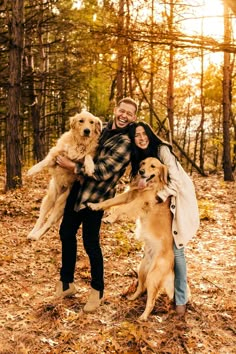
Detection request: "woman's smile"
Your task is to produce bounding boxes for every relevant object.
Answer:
[134,126,150,149]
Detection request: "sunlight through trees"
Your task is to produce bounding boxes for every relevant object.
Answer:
[0,0,235,189]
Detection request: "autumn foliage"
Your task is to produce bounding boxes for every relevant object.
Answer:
[0,170,235,353]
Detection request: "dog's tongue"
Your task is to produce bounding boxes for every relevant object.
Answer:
[138,177,147,189]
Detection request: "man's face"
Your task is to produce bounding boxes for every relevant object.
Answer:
[113,102,137,129]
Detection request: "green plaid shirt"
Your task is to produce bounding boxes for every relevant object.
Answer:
[74,122,131,211]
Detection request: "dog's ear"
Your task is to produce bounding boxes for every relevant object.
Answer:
[160,165,168,184]
[69,114,78,130]
[95,117,103,135]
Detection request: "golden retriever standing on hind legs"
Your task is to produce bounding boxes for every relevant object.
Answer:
[27,111,102,241]
[88,157,174,321]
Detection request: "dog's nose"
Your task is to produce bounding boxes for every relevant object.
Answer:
[84,128,90,136]
[139,169,145,176]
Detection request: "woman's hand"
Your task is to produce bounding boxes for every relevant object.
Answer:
[56,155,76,172]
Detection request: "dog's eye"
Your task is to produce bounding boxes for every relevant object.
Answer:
[79,119,84,123]
[89,120,94,124]
[151,164,156,168]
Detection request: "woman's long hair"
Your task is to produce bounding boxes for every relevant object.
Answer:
[128,121,173,178]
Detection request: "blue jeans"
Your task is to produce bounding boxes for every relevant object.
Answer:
[174,243,188,305]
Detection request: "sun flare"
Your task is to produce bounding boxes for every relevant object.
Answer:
[180,0,224,40]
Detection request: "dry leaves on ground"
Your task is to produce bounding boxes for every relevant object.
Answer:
[0,170,235,353]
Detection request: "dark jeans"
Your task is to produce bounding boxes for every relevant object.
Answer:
[59,181,104,291]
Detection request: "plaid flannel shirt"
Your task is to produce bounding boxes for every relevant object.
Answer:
[74,122,131,211]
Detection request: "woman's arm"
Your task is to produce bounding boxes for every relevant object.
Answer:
[157,145,183,202]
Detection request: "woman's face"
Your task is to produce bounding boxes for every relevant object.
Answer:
[134,126,149,149]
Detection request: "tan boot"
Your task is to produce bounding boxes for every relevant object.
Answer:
[83,288,102,313]
[176,304,186,316]
[55,281,77,298]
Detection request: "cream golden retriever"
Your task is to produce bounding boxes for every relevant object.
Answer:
[88,157,174,321]
[27,111,102,241]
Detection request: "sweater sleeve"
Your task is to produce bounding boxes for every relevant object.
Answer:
[157,145,182,202]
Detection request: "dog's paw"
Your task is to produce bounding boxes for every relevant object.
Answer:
[84,165,95,176]
[123,280,138,297]
[127,294,136,301]
[103,214,117,224]
[27,167,36,176]
[87,202,101,211]
[84,155,95,176]
[27,232,41,241]
[138,313,148,321]
[127,290,140,301]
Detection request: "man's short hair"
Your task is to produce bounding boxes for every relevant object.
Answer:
[117,97,138,114]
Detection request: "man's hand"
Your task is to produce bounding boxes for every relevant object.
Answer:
[56,155,76,172]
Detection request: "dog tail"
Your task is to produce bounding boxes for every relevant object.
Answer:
[27,159,49,176]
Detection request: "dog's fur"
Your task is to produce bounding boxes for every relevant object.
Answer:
[88,157,174,320]
[27,111,102,241]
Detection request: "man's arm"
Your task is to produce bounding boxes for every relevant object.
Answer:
[56,135,131,181]
[56,155,76,172]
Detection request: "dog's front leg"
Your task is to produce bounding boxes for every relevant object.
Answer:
[84,155,95,176]
[87,200,109,211]
[88,190,135,211]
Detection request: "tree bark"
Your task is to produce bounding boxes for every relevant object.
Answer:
[116,0,125,102]
[199,19,205,173]
[225,0,236,15]
[167,0,174,142]
[222,3,234,181]
[6,0,24,190]
[24,38,45,162]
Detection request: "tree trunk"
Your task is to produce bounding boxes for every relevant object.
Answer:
[6,0,24,190]
[222,3,234,181]
[116,0,125,102]
[199,21,205,173]
[149,0,155,127]
[166,0,174,143]
[124,0,133,97]
[225,0,236,15]
[24,39,45,162]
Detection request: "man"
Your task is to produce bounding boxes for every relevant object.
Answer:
[55,97,137,312]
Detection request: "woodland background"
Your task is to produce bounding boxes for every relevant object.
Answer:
[0,1,236,353]
[0,0,236,189]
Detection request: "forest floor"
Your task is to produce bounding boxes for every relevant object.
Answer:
[0,169,235,354]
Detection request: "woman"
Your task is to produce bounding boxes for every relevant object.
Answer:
[129,121,199,316]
